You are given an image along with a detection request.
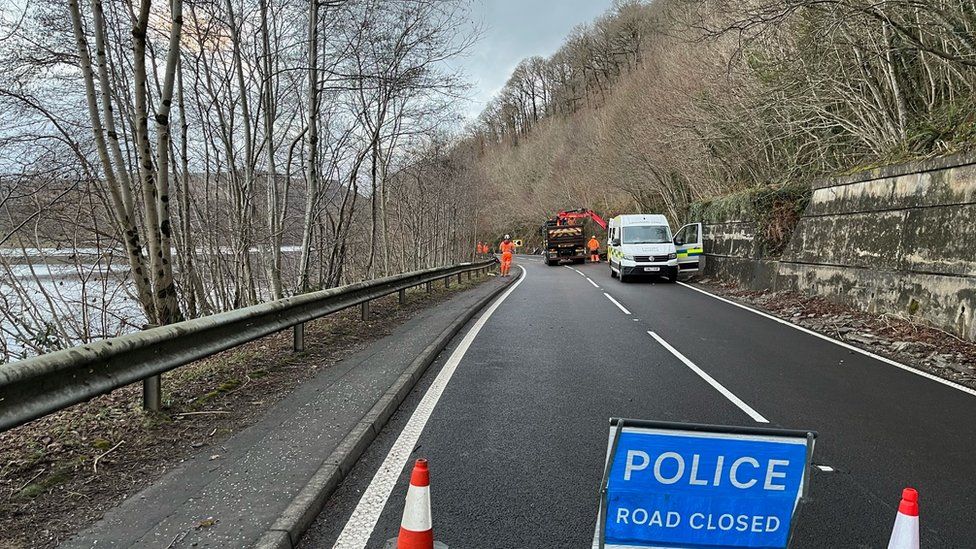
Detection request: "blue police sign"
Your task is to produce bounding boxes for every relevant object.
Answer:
[599,419,816,549]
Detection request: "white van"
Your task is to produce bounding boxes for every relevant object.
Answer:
[607,214,704,282]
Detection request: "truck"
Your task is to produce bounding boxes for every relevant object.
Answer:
[543,220,586,266]
[542,209,608,266]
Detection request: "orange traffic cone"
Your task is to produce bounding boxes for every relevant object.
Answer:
[887,487,920,549]
[386,459,448,549]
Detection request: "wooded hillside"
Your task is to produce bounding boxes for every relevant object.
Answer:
[465,0,976,238]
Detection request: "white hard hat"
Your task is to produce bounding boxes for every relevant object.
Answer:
[504,234,510,239]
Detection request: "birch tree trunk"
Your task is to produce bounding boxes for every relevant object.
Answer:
[259,0,284,299]
[225,0,258,305]
[297,0,319,291]
[153,0,185,323]
[67,0,156,322]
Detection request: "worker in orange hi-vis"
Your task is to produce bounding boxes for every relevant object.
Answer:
[587,235,601,263]
[476,241,483,256]
[499,234,515,276]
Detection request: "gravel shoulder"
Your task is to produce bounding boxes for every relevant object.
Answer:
[0,277,490,548]
[694,278,976,390]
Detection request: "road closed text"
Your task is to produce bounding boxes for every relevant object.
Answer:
[614,507,781,533]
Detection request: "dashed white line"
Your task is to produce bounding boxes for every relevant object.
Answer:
[677,282,976,398]
[603,293,632,315]
[586,277,599,288]
[332,266,528,549]
[647,330,769,424]
[564,266,586,277]
[816,465,835,472]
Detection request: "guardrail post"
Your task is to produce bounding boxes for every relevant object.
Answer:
[398,289,406,305]
[467,270,472,281]
[361,300,370,320]
[143,375,161,412]
[426,281,432,293]
[294,323,305,352]
[444,276,450,288]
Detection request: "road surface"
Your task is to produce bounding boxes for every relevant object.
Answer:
[299,255,976,548]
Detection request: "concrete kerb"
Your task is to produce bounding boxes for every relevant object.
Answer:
[255,271,521,549]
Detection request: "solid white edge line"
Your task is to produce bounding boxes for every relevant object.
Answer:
[586,277,599,288]
[647,330,769,424]
[332,266,528,549]
[677,282,976,398]
[603,293,632,315]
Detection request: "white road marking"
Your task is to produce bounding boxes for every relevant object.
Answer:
[603,293,632,315]
[816,465,835,472]
[647,330,769,423]
[632,318,640,322]
[586,277,599,288]
[677,282,976,398]
[332,266,528,549]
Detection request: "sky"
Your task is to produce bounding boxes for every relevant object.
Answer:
[455,0,615,121]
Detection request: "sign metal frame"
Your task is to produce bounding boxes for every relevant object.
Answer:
[598,418,817,549]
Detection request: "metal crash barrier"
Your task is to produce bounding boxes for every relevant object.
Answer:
[0,260,496,432]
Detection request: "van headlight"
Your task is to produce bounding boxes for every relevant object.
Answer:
[622,254,635,261]
[668,252,677,260]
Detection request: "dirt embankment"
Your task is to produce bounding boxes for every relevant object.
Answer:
[0,277,489,548]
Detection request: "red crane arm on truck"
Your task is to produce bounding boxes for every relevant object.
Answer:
[556,208,608,230]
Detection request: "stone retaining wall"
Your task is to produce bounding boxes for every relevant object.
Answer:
[699,153,976,341]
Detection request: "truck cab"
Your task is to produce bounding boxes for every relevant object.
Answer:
[607,215,679,282]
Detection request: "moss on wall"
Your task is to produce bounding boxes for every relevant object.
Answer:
[691,183,811,257]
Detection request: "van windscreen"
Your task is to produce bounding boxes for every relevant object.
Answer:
[622,225,671,244]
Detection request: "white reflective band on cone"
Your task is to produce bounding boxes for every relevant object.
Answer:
[400,485,432,531]
[887,514,920,549]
